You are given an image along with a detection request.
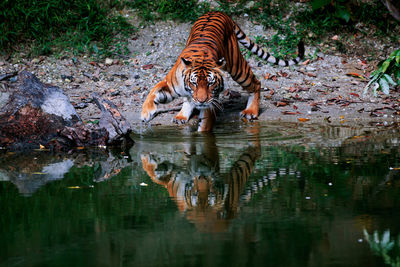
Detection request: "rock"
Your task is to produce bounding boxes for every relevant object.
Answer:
[92,93,133,146]
[245,1,255,9]
[124,79,134,86]
[0,71,133,150]
[74,102,88,109]
[61,74,74,82]
[105,58,113,65]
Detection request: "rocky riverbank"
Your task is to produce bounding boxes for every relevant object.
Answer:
[1,15,400,135]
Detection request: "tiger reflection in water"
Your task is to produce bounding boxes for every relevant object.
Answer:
[141,126,260,232]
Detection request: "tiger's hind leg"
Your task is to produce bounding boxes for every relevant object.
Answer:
[141,80,175,122]
[240,75,261,120]
[228,53,261,120]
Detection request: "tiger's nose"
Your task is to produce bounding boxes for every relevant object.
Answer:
[195,89,208,103]
[197,96,208,103]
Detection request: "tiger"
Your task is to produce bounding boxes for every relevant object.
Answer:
[141,11,304,131]
[140,125,261,232]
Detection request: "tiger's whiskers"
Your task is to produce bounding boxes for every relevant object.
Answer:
[210,99,223,118]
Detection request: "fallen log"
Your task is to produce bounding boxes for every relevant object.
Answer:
[0,71,133,150]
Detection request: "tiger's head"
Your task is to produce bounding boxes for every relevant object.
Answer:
[181,57,225,111]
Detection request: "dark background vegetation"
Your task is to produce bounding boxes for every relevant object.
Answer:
[1,0,399,58]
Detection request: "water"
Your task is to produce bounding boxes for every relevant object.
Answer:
[1,121,400,266]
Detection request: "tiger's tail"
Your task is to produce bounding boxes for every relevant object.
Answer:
[234,24,305,66]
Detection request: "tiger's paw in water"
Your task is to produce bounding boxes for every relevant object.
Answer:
[240,110,258,121]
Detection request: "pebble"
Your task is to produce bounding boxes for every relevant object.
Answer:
[105,58,113,65]
[125,79,134,86]
[31,58,40,64]
[75,103,88,109]
[110,90,120,96]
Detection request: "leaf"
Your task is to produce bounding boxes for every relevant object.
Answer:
[396,55,400,64]
[142,64,154,70]
[346,72,366,79]
[282,111,301,115]
[373,82,379,96]
[381,60,391,73]
[364,75,379,95]
[382,230,390,245]
[275,101,288,107]
[383,74,396,86]
[395,70,400,84]
[311,0,331,10]
[298,118,310,122]
[336,7,350,22]
[363,229,370,242]
[379,77,390,95]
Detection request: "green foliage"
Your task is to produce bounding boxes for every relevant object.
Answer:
[364,229,400,267]
[127,0,210,22]
[0,0,135,57]
[250,1,302,57]
[364,49,400,96]
[310,0,351,23]
[216,0,248,16]
[248,0,399,58]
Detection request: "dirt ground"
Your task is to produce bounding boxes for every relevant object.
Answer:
[1,15,400,134]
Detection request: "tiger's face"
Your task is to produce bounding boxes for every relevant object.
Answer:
[181,57,225,110]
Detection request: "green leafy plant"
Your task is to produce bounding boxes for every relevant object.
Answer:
[0,0,134,57]
[310,0,351,23]
[364,229,400,267]
[364,49,400,95]
[127,0,210,22]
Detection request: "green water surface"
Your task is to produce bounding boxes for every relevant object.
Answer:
[1,122,400,266]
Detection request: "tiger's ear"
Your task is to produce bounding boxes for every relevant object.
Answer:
[181,57,192,68]
[216,57,225,69]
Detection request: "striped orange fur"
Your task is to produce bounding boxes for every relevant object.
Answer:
[141,11,304,131]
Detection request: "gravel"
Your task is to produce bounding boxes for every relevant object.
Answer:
[1,15,400,134]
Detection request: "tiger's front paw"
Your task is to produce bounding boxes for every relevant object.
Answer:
[141,99,157,122]
[172,114,189,125]
[240,109,258,121]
